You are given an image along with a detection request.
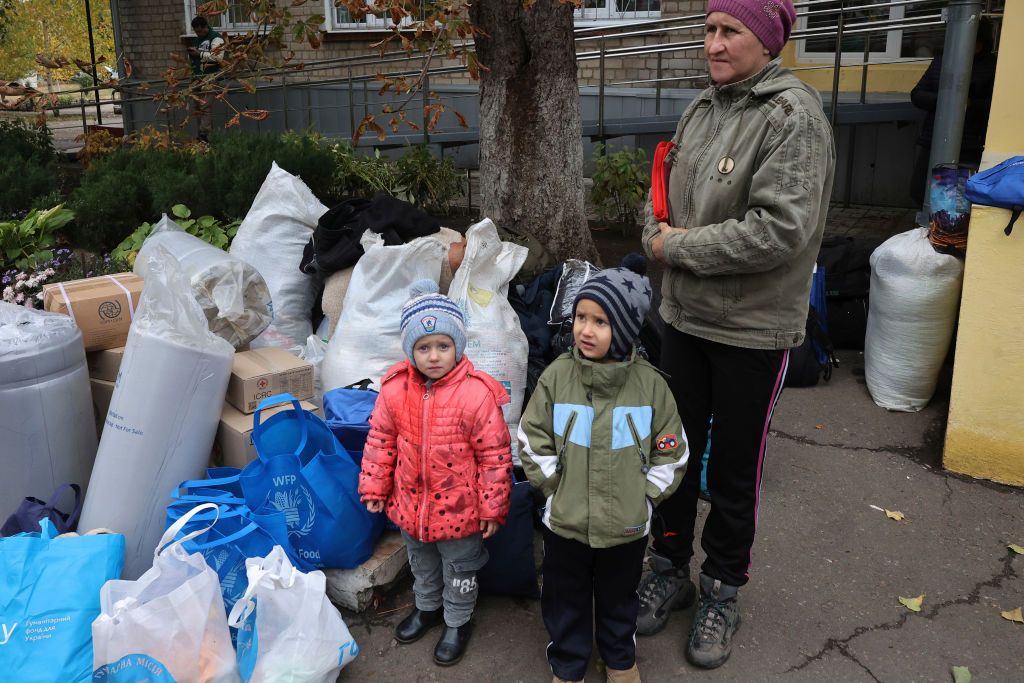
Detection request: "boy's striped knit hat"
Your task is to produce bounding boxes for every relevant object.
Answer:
[401,279,467,362]
[573,253,652,361]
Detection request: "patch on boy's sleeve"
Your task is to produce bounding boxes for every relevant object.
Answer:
[655,434,679,451]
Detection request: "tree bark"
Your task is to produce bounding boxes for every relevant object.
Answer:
[470,0,598,263]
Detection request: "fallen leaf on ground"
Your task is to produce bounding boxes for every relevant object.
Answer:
[1000,607,1023,623]
[899,594,925,612]
[815,424,825,430]
[885,509,906,521]
[1009,543,1024,555]
[952,666,971,683]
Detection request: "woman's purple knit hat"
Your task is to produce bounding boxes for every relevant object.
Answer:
[707,0,797,57]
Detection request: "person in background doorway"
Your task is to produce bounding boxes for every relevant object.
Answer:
[188,15,225,141]
[910,17,997,206]
[638,0,836,670]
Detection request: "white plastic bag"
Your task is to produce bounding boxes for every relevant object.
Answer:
[321,231,446,391]
[448,219,529,464]
[136,214,272,348]
[230,163,326,350]
[227,546,358,683]
[550,259,598,325]
[92,503,241,683]
[299,333,328,409]
[865,228,964,411]
[79,247,235,578]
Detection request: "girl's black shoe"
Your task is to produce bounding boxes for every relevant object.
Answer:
[394,607,444,644]
[433,622,473,666]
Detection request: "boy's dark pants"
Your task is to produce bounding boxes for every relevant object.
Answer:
[652,325,789,587]
[542,527,647,680]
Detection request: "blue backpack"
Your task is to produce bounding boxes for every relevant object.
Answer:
[965,155,1024,235]
[323,379,379,467]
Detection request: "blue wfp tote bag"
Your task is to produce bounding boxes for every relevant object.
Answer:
[165,497,300,616]
[239,393,384,569]
[0,519,124,682]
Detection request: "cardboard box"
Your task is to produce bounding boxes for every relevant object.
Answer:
[213,399,321,469]
[42,273,143,352]
[90,378,116,435]
[87,346,125,382]
[227,348,314,414]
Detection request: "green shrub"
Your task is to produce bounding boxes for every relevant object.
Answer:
[0,120,61,217]
[68,130,335,250]
[394,145,464,214]
[332,143,464,215]
[0,205,74,271]
[68,147,200,249]
[196,129,336,217]
[331,143,404,200]
[591,143,649,228]
[111,204,240,266]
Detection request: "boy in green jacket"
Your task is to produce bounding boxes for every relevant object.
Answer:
[518,254,689,683]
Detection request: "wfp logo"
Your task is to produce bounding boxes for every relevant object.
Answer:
[270,475,316,538]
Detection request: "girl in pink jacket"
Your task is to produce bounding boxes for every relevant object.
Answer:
[359,279,512,667]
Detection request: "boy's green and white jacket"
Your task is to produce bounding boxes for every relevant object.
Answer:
[517,348,689,548]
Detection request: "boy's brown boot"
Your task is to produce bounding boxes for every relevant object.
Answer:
[606,663,641,683]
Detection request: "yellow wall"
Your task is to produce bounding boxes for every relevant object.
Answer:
[779,43,929,93]
[943,2,1024,486]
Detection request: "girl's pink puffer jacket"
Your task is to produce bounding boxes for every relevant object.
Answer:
[358,356,513,543]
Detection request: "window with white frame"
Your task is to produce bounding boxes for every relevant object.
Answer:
[323,0,660,32]
[575,0,661,24]
[795,0,945,63]
[183,0,259,33]
[325,0,428,31]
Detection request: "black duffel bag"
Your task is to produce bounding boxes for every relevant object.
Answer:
[816,236,882,349]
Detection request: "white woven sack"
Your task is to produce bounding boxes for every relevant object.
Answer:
[321,231,446,391]
[864,228,964,411]
[229,163,325,351]
[448,219,529,464]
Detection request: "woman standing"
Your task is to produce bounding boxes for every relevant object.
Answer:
[637,0,835,669]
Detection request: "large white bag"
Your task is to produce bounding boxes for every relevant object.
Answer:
[227,546,358,683]
[136,214,272,348]
[229,162,326,351]
[865,228,964,412]
[321,231,446,391]
[92,503,241,683]
[79,247,235,578]
[448,219,529,463]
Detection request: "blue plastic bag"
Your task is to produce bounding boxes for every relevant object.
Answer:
[965,155,1024,235]
[240,394,384,569]
[0,519,124,683]
[322,379,379,466]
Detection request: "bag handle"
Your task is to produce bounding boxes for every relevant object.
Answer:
[343,379,374,391]
[155,502,220,558]
[252,393,309,460]
[226,546,298,627]
[1004,206,1021,236]
[43,483,82,529]
[188,521,263,551]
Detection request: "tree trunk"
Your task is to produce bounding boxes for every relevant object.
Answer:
[470,0,598,263]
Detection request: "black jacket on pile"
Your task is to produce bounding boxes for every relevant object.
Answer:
[300,192,440,283]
